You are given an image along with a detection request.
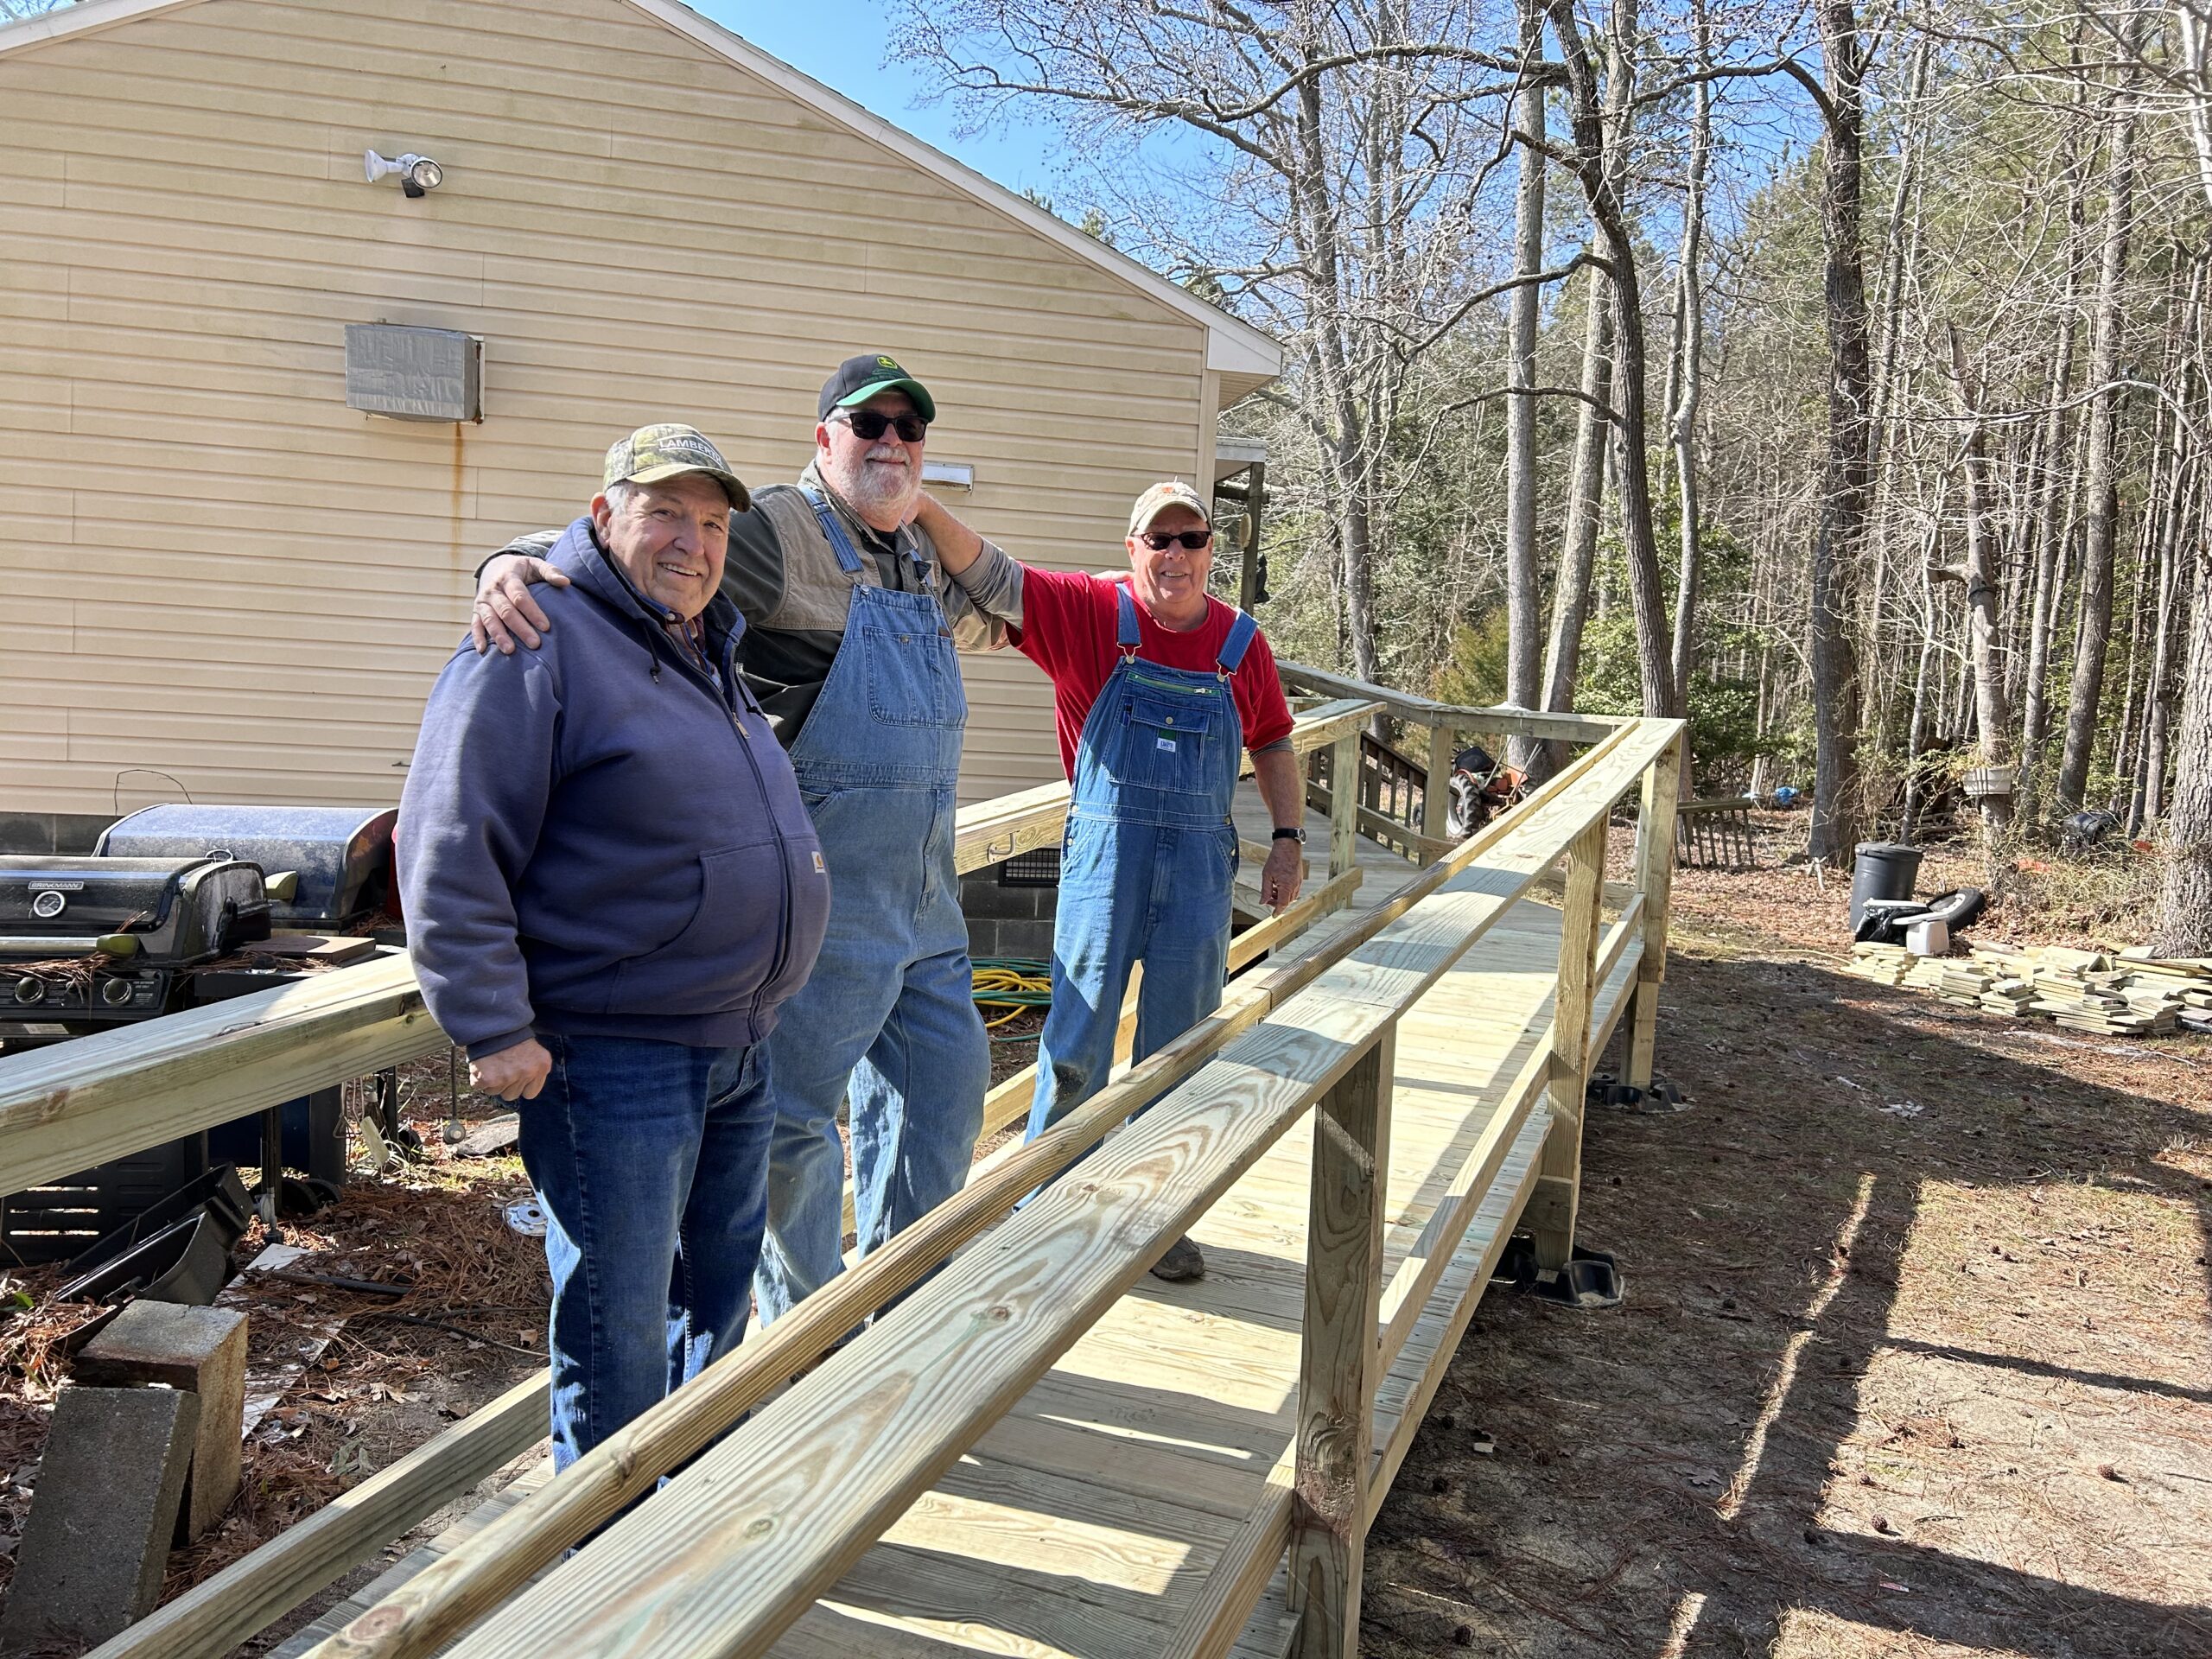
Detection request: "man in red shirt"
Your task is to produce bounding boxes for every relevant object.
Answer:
[914,481,1307,1282]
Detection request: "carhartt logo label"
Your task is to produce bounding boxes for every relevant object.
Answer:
[812,851,825,874]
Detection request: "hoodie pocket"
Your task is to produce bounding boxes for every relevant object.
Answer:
[607,842,789,1017]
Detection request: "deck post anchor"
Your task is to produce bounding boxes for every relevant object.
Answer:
[1492,1235,1625,1310]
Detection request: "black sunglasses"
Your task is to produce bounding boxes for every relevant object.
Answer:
[1137,529,1214,551]
[833,408,929,443]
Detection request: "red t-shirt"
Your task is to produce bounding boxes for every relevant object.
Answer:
[1013,567,1295,778]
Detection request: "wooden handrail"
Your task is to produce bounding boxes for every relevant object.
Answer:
[1278,662,1628,743]
[0,699,1382,1200]
[293,722,1657,1659]
[77,713,1680,1659]
[420,721,1681,1659]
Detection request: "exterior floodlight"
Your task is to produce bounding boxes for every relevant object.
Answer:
[365,149,445,198]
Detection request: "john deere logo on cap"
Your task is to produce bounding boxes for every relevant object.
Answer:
[877,356,898,370]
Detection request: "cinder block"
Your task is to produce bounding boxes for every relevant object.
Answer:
[0,1386,200,1652]
[75,1301,247,1541]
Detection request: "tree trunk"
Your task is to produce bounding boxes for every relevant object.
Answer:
[2056,69,2140,813]
[1808,0,1873,865]
[1666,0,1711,714]
[2152,1,2212,947]
[2014,55,2092,823]
[2153,533,2212,954]
[1548,0,1680,721]
[1944,327,2016,839]
[1537,278,1616,778]
[2143,457,2196,829]
[1503,0,1547,770]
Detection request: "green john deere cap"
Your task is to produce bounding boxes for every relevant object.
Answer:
[602,423,749,511]
[818,352,937,425]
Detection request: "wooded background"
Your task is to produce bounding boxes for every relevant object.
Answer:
[895,0,2212,953]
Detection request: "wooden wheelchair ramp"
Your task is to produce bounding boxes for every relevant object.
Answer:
[771,900,1644,1659]
[41,700,1681,1659]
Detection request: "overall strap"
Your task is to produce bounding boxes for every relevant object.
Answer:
[1216,608,1260,676]
[799,488,867,577]
[1113,582,1141,660]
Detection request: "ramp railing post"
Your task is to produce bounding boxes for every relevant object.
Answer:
[1531,817,1606,1271]
[1287,1027,1394,1659]
[1419,721,1453,865]
[1328,728,1359,882]
[1626,735,1683,1089]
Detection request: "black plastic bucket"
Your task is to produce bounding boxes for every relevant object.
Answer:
[1850,842,1922,929]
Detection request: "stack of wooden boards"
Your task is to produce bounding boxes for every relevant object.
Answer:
[1845,941,2212,1036]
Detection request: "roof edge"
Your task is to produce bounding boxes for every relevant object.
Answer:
[0,0,208,53]
[621,0,1282,382]
[1,0,1283,383]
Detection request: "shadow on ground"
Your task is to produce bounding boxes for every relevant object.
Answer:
[1365,944,2212,1658]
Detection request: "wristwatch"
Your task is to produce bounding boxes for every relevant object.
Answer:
[1271,826,1306,842]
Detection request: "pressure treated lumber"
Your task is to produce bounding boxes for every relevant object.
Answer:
[232,717,1661,1659]
[1531,819,1606,1271]
[0,953,438,1196]
[0,700,1378,1206]
[1278,662,1626,742]
[308,742,1611,1659]
[1421,722,1454,856]
[433,718,1680,1659]
[1287,1033,1392,1659]
[1626,735,1683,1088]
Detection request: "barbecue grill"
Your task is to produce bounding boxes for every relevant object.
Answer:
[96,804,397,928]
[0,855,270,1023]
[0,807,404,1262]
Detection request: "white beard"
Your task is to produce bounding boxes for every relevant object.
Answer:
[823,447,920,523]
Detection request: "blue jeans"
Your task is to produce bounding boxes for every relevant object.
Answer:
[1027,813,1238,1139]
[518,1033,773,1471]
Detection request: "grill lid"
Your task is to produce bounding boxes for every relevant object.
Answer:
[0,855,270,962]
[94,805,397,926]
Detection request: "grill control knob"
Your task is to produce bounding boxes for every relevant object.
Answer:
[13,978,45,1005]
[100,978,136,1007]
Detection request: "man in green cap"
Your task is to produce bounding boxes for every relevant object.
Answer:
[400,424,828,1470]
[469,354,1004,1324]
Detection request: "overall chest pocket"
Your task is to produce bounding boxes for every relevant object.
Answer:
[1105,688,1223,794]
[863,621,964,729]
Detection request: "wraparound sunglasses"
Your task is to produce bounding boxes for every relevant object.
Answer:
[1137,529,1215,550]
[833,408,930,443]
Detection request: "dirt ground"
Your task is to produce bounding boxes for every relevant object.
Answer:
[3,825,2206,1656]
[1366,819,2212,1658]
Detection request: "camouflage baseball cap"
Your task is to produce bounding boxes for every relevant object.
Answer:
[602,423,750,511]
[1128,480,1211,535]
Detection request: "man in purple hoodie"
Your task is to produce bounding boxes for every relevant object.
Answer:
[397,424,830,1470]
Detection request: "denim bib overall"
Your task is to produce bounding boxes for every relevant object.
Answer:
[753,491,989,1321]
[1027,583,1258,1140]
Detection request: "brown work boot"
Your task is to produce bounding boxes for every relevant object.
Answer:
[1149,1234,1205,1282]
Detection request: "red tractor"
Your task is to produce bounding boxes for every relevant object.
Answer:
[1446,743,1529,839]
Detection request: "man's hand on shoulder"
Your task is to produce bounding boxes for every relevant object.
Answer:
[473,554,570,656]
[470,1037,552,1101]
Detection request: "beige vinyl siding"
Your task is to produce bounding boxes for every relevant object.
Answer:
[0,0,1215,815]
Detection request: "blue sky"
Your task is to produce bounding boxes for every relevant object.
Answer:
[696,1,1060,198]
